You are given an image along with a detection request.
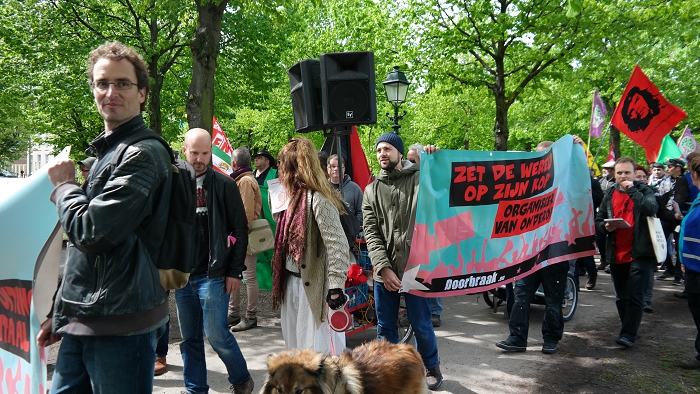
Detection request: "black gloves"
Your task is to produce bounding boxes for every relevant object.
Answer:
[326,288,347,310]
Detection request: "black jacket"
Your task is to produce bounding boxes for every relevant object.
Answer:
[200,167,249,279]
[595,182,658,264]
[50,115,170,335]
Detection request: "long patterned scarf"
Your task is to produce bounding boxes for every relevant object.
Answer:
[272,184,307,309]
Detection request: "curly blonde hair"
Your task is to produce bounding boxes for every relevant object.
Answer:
[277,137,345,211]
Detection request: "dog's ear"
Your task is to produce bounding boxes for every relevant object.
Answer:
[315,355,328,376]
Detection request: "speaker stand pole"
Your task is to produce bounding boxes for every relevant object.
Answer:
[335,130,344,197]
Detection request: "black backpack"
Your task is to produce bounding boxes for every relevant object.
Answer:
[112,130,198,290]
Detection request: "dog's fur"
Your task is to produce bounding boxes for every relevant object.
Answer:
[259,340,429,394]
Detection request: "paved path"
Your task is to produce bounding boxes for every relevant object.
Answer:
[148,271,626,394]
[46,267,690,393]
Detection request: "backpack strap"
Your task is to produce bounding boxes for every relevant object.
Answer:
[111,129,176,167]
[110,129,176,255]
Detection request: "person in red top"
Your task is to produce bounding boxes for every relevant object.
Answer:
[595,157,658,348]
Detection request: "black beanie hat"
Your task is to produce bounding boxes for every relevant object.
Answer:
[375,132,404,155]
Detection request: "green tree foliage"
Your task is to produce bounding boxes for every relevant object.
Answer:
[1,0,698,170]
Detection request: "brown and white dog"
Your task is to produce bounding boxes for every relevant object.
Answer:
[259,339,429,394]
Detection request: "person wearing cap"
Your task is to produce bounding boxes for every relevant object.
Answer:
[596,160,616,272]
[253,149,279,281]
[600,160,616,192]
[362,132,443,390]
[253,150,276,186]
[657,158,690,286]
[77,157,96,185]
[648,162,671,195]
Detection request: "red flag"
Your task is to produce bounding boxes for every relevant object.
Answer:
[606,144,615,162]
[349,126,372,189]
[610,65,687,160]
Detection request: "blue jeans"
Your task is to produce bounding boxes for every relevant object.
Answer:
[609,258,654,342]
[156,317,170,357]
[429,297,443,316]
[507,262,568,346]
[374,281,439,368]
[176,275,251,393]
[50,326,164,394]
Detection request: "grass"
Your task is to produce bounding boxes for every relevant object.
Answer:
[628,342,700,393]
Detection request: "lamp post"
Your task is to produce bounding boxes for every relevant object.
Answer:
[383,66,410,134]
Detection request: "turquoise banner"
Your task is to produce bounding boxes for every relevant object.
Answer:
[403,135,596,296]
[0,147,68,394]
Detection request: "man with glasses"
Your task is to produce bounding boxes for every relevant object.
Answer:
[39,41,172,393]
[77,156,96,185]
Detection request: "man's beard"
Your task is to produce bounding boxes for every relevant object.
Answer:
[380,157,400,171]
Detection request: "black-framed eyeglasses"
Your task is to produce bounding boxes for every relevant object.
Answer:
[90,80,138,91]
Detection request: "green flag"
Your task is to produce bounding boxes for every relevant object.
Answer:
[655,134,683,163]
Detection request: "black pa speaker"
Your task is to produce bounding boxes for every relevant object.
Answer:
[320,52,376,127]
[289,59,324,133]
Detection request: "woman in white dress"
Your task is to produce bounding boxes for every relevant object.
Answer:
[271,137,350,354]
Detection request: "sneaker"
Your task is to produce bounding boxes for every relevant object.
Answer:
[604,267,610,274]
[230,378,254,394]
[542,342,558,354]
[657,271,672,280]
[230,317,257,332]
[154,356,167,376]
[678,357,700,369]
[616,336,634,348]
[675,291,689,299]
[431,314,441,327]
[399,313,410,327]
[644,302,654,313]
[227,316,241,327]
[673,278,684,286]
[585,275,597,290]
[425,363,443,390]
[596,263,607,271]
[496,340,526,352]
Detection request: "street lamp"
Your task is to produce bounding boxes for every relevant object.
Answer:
[383,66,411,134]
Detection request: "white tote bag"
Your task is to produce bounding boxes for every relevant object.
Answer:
[647,216,667,263]
[247,218,275,255]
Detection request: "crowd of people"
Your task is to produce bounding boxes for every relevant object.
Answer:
[38,40,700,394]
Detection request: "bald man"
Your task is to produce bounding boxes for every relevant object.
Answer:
[176,128,254,393]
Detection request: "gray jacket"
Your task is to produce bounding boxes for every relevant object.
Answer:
[332,174,363,223]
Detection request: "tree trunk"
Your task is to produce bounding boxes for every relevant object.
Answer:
[492,81,510,150]
[186,0,228,132]
[492,40,509,151]
[611,125,621,160]
[148,58,164,135]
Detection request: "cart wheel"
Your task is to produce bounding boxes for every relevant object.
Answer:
[482,290,504,308]
[397,298,414,344]
[562,274,578,322]
[397,310,414,344]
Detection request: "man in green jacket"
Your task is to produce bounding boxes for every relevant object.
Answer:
[362,132,443,390]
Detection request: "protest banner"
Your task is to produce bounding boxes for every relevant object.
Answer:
[677,126,699,158]
[0,147,69,394]
[610,65,687,161]
[589,90,607,138]
[211,116,234,176]
[402,135,595,297]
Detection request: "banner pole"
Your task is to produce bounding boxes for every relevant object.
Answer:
[592,122,611,164]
